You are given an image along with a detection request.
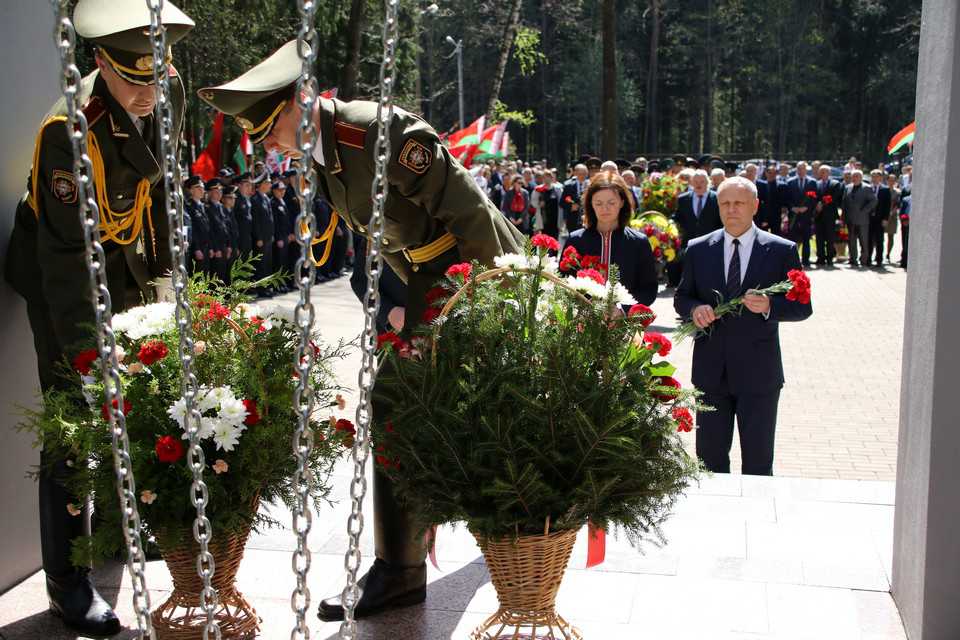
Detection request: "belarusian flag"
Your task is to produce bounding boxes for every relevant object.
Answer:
[232,130,253,172]
[447,116,485,151]
[470,122,509,164]
[191,112,223,181]
[887,121,915,154]
[499,130,510,158]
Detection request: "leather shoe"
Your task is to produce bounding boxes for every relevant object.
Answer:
[47,570,121,636]
[318,559,426,621]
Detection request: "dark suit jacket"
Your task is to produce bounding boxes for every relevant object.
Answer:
[756,179,781,231]
[873,185,891,221]
[674,227,812,394]
[786,175,818,209]
[564,227,658,308]
[560,178,588,232]
[815,178,843,224]
[673,190,722,247]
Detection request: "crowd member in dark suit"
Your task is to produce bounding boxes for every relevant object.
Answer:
[668,170,722,287]
[233,172,255,263]
[350,234,408,333]
[786,161,817,266]
[270,180,291,292]
[221,185,240,283]
[204,178,230,282]
[564,170,658,310]
[251,173,275,294]
[814,165,843,266]
[756,165,782,233]
[561,163,589,233]
[899,189,911,269]
[184,175,209,275]
[841,170,876,267]
[282,169,302,284]
[868,169,891,266]
[675,177,812,475]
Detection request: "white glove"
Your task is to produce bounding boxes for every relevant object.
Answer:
[155,276,175,303]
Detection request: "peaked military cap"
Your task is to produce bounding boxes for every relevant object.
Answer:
[74,0,193,86]
[585,157,602,170]
[222,185,238,197]
[672,154,686,166]
[184,175,203,189]
[629,164,644,174]
[271,180,286,191]
[197,40,303,144]
[614,158,630,171]
[252,170,269,185]
[218,167,235,179]
[282,169,297,178]
[205,178,222,190]
[235,172,252,183]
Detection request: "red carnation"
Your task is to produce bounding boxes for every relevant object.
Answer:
[643,225,656,237]
[422,306,441,324]
[137,340,169,366]
[376,331,406,353]
[376,444,400,470]
[563,195,573,204]
[577,268,606,285]
[73,348,99,375]
[425,286,448,307]
[248,316,267,334]
[531,233,560,252]
[672,407,694,433]
[653,376,681,402]
[643,332,673,357]
[822,195,833,205]
[785,269,811,305]
[805,190,818,199]
[562,245,580,262]
[101,398,133,422]
[535,184,549,193]
[653,246,663,259]
[335,418,356,436]
[628,304,657,327]
[155,435,185,463]
[580,255,601,269]
[242,399,260,426]
[900,214,910,224]
[446,262,472,280]
[206,301,230,321]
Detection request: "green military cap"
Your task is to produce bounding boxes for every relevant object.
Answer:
[197,40,302,144]
[74,0,193,86]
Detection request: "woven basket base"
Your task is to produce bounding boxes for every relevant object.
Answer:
[151,588,260,640]
[469,608,583,640]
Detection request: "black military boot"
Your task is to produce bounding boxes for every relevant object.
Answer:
[40,452,121,636]
[318,467,427,621]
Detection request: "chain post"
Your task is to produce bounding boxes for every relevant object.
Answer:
[143,2,221,638]
[49,2,156,637]
[290,1,321,638]
[339,1,401,637]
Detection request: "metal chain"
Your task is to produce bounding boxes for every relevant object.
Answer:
[49,2,156,637]
[290,2,321,639]
[143,2,221,638]
[339,1,400,637]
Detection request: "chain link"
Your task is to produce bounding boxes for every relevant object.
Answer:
[339,1,400,637]
[143,2,221,638]
[49,2,156,637]
[290,2,321,639]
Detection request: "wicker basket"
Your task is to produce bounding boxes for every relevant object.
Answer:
[151,524,260,639]
[471,527,583,640]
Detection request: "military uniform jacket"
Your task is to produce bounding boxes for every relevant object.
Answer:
[271,196,289,242]
[234,195,254,254]
[251,192,274,245]
[5,70,185,354]
[206,202,229,252]
[313,98,523,282]
[186,198,210,254]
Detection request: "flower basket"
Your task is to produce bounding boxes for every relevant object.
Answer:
[152,523,259,639]
[471,526,581,640]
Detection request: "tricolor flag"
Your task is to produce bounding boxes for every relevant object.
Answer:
[447,116,486,151]
[887,121,915,154]
[191,112,224,181]
[232,130,253,172]
[469,122,509,165]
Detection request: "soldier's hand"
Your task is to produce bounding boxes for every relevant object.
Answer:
[277,240,284,248]
[388,307,405,332]
[194,250,204,261]
[256,240,264,248]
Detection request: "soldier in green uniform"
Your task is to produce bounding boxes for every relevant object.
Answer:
[3,0,193,634]
[199,40,524,622]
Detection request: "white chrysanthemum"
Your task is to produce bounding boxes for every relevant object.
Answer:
[112,302,176,340]
[527,254,559,274]
[212,422,244,452]
[235,303,262,319]
[167,397,188,427]
[197,416,218,440]
[611,282,637,306]
[219,397,248,428]
[569,276,608,299]
[494,253,529,270]
[196,387,220,413]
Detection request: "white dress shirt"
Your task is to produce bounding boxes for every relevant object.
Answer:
[722,223,758,288]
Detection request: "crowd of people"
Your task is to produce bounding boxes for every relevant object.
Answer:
[469,153,913,272]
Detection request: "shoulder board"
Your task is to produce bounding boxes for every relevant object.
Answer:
[334,121,366,150]
[82,96,107,128]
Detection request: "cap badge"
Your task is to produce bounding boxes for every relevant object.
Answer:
[200,90,214,101]
[135,55,154,72]
[236,117,254,131]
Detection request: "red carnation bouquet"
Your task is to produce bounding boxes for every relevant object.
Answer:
[674,269,812,341]
[20,269,348,562]
[822,195,834,205]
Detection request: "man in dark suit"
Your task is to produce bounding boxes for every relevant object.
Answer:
[868,169,891,266]
[756,164,782,233]
[560,163,589,233]
[668,170,722,287]
[786,161,817,266]
[250,173,275,295]
[675,177,813,475]
[814,165,843,266]
[841,170,876,267]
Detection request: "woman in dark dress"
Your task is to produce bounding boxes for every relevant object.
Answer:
[563,170,658,308]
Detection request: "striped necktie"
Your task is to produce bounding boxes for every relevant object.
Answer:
[726,238,741,298]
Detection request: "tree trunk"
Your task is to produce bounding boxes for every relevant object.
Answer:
[601,0,618,159]
[644,0,661,153]
[703,0,714,153]
[340,0,365,100]
[486,0,524,119]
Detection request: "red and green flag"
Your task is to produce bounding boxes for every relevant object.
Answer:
[887,121,915,154]
[232,130,253,173]
[447,116,486,151]
[191,111,224,181]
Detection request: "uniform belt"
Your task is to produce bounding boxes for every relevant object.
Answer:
[402,231,456,264]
